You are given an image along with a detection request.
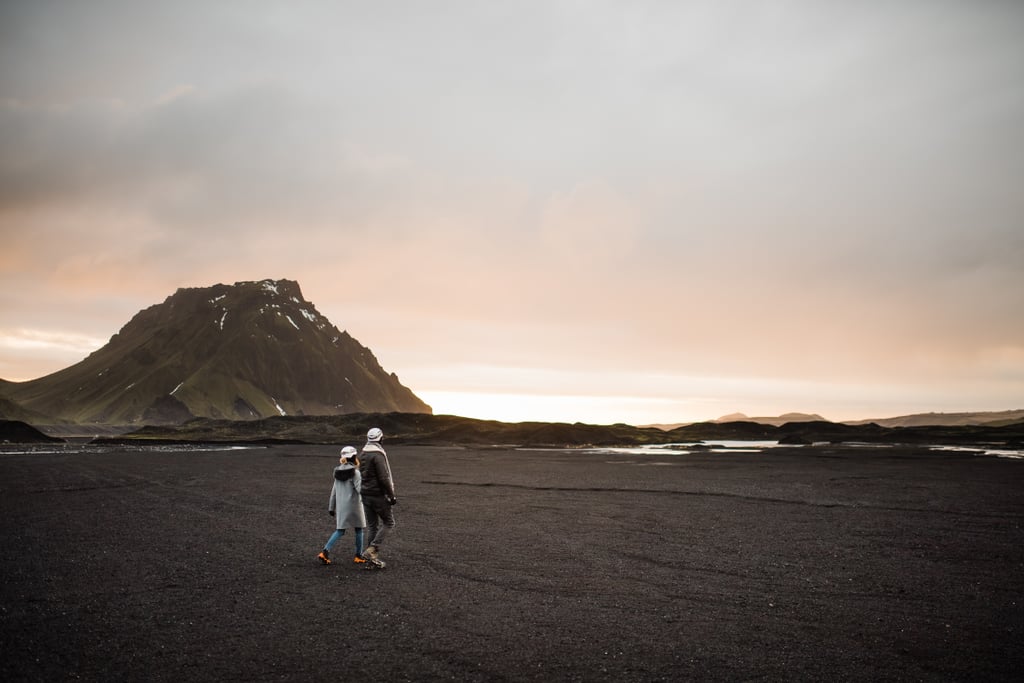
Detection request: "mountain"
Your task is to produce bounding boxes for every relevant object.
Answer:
[0,395,70,426]
[0,419,65,444]
[0,279,431,426]
[715,412,826,426]
[648,410,1024,431]
[844,410,1024,428]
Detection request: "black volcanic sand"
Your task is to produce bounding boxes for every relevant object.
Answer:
[2,444,1022,681]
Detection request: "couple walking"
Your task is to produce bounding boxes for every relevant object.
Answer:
[317,427,397,569]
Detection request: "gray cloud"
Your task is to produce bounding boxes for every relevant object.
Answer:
[2,1,1022,419]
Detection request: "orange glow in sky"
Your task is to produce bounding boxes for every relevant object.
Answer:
[1,2,1022,425]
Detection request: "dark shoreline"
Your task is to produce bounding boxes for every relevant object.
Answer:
[6,412,1024,452]
[38,414,1024,448]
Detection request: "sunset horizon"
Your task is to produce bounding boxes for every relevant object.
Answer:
[2,275,1020,428]
[2,2,1022,427]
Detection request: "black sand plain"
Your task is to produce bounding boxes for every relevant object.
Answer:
[2,443,1022,681]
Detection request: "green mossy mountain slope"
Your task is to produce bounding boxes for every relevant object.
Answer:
[0,279,431,426]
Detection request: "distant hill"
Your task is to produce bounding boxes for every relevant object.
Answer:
[648,410,1024,431]
[717,412,826,426]
[844,410,1024,428]
[0,396,71,426]
[646,412,826,430]
[0,279,431,426]
[107,413,675,448]
[0,420,64,444]
[101,413,1024,449]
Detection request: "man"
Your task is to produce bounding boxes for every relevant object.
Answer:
[358,427,397,567]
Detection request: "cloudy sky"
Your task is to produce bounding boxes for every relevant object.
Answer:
[1,1,1022,425]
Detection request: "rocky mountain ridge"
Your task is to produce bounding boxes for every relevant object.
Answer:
[0,279,431,426]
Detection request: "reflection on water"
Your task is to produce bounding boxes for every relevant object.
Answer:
[563,441,1024,460]
[0,444,262,456]
[574,441,780,456]
[931,445,1024,460]
[3,441,1022,460]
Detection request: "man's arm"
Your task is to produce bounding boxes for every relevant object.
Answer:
[374,454,396,500]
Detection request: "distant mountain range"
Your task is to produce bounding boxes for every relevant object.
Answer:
[0,279,431,426]
[645,410,1024,430]
[844,410,1024,428]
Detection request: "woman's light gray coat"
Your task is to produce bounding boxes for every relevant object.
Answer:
[329,463,367,529]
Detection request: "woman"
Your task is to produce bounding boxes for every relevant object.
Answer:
[317,446,367,565]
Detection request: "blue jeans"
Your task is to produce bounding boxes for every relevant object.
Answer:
[324,527,365,556]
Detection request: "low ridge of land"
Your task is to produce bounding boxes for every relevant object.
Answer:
[86,412,1024,449]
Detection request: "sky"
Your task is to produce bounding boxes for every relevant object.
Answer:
[1,0,1023,426]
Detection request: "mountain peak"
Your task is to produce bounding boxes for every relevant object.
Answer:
[200,278,303,300]
[154,279,326,337]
